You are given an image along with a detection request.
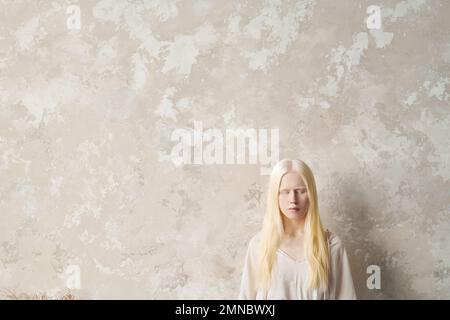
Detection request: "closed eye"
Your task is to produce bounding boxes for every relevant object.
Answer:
[279,189,307,195]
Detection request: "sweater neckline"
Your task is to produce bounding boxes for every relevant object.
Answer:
[277,248,307,263]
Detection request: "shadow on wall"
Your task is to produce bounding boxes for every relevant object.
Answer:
[333,173,417,299]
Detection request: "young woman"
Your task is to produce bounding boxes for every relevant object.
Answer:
[238,159,356,299]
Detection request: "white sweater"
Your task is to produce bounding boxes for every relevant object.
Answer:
[238,231,357,300]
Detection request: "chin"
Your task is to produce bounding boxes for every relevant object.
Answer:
[285,211,306,220]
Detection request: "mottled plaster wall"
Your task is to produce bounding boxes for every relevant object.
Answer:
[0,0,449,299]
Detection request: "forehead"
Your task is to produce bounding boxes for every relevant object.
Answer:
[279,171,306,188]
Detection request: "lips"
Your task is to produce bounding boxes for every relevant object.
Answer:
[288,208,300,211]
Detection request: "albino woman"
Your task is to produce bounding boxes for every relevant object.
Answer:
[238,159,356,300]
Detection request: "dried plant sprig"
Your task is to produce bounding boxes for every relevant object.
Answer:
[1,288,77,300]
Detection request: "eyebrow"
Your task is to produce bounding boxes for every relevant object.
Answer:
[279,187,306,191]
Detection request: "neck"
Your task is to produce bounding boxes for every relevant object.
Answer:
[281,215,306,238]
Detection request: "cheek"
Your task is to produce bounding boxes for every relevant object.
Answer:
[278,197,288,210]
[301,195,309,205]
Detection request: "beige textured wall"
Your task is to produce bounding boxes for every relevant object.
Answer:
[0,0,449,299]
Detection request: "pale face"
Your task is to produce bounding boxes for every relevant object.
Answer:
[278,171,309,220]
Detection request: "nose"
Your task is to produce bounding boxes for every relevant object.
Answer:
[289,190,297,203]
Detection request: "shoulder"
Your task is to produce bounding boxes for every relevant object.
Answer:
[248,231,262,249]
[244,232,262,261]
[325,229,345,252]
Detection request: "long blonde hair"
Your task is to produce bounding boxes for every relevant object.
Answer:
[256,159,330,292]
